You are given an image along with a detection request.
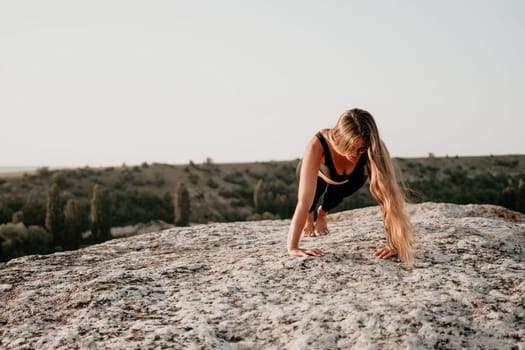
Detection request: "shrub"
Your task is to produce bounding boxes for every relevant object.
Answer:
[26,225,53,255]
[195,192,205,200]
[223,172,249,186]
[245,213,261,221]
[189,160,200,170]
[231,198,248,207]
[262,212,279,220]
[274,164,296,184]
[206,178,219,189]
[0,196,27,224]
[152,172,165,187]
[132,178,145,186]
[244,168,257,179]
[37,167,51,177]
[0,223,52,262]
[0,223,28,261]
[188,172,199,185]
[494,159,518,168]
[110,190,173,226]
[50,171,69,188]
[222,210,246,222]
[175,183,191,226]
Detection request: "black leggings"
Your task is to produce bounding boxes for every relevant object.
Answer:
[308,177,367,213]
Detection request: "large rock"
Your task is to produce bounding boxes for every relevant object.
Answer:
[0,203,524,350]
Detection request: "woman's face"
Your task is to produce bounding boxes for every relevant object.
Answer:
[341,138,367,161]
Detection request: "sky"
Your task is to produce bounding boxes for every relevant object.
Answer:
[1,0,524,168]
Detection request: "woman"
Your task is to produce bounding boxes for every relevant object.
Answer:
[287,108,414,266]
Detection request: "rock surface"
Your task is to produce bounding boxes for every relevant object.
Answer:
[1,202,524,350]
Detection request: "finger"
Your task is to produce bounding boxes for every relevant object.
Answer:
[381,251,393,259]
[376,249,389,258]
[306,249,323,256]
[296,249,309,257]
[374,248,386,256]
[293,251,308,257]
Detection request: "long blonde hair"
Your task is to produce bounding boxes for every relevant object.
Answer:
[329,108,414,266]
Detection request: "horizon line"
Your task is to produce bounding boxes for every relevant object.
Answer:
[1,153,524,173]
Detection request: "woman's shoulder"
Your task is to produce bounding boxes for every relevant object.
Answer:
[304,133,324,159]
[318,128,330,138]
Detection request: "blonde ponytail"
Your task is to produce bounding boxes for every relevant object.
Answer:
[332,109,414,266]
[368,139,414,266]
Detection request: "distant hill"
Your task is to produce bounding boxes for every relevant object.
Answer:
[0,155,524,229]
[0,167,38,177]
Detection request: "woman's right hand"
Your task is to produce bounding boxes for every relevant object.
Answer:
[288,247,325,257]
[287,137,325,259]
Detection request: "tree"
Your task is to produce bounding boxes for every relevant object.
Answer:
[253,179,263,212]
[45,183,63,251]
[175,183,190,226]
[89,184,111,243]
[517,179,524,213]
[50,171,68,188]
[63,199,82,250]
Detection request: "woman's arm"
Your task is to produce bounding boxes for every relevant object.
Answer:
[287,137,325,257]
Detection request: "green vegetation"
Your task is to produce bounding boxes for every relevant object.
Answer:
[0,223,52,261]
[63,199,82,250]
[0,155,524,262]
[45,183,63,252]
[89,184,111,244]
[175,182,191,226]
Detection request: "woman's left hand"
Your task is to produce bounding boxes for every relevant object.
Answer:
[374,246,398,260]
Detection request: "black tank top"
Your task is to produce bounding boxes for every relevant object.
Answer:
[316,132,368,183]
[296,132,368,184]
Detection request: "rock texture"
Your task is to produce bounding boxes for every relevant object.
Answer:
[1,203,524,350]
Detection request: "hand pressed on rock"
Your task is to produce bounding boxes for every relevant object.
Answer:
[374,246,398,260]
